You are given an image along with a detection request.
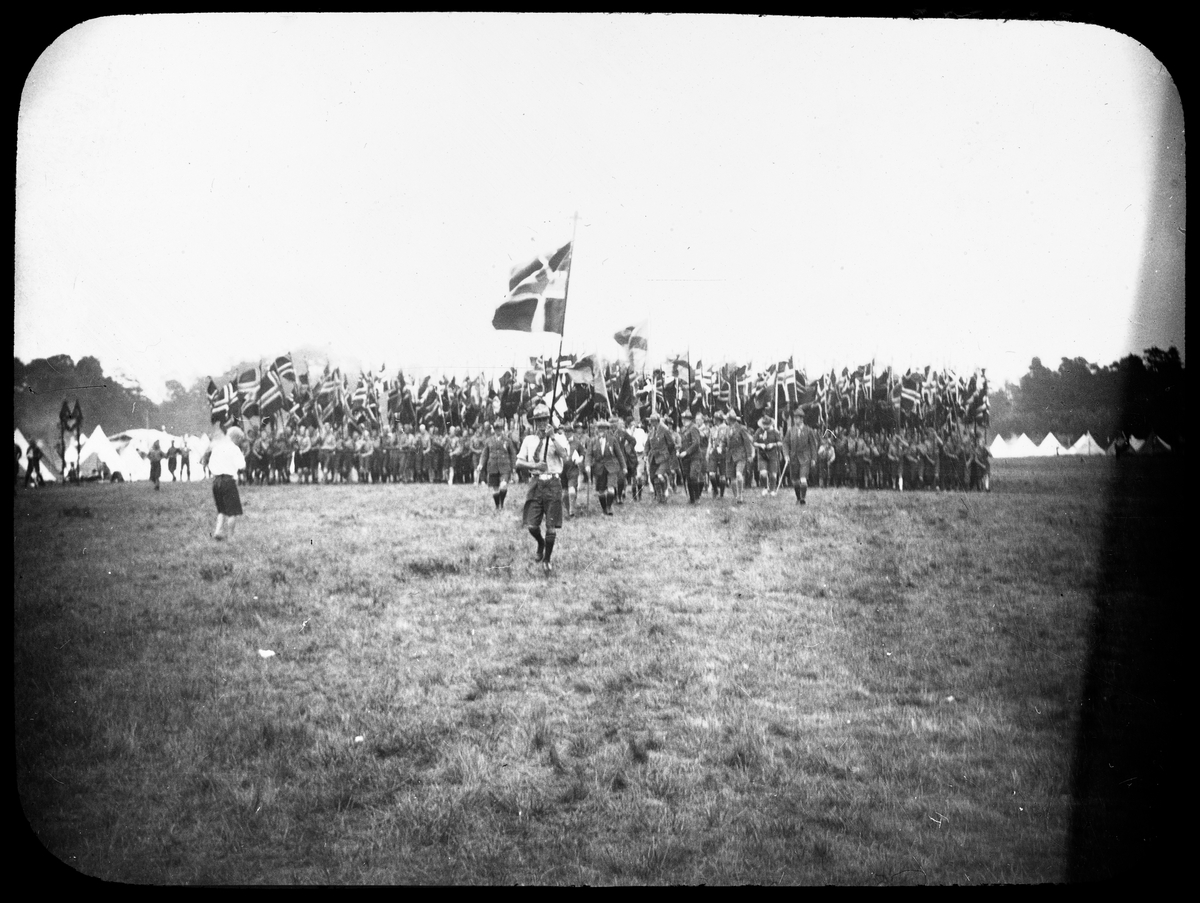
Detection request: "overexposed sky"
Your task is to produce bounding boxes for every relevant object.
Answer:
[16,14,1184,401]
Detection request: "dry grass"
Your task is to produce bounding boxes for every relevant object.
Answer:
[15,459,1113,884]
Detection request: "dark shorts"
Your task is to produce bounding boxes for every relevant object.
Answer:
[522,477,563,530]
[487,472,510,490]
[212,474,243,516]
[150,461,162,481]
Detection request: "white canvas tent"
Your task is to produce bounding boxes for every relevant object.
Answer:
[109,428,208,481]
[1066,432,1107,456]
[119,444,150,481]
[14,429,60,482]
[1006,433,1040,457]
[988,434,1012,458]
[1036,433,1067,457]
[65,425,127,479]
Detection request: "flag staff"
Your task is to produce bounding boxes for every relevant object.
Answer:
[542,213,579,454]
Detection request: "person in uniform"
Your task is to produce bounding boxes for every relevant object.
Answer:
[24,442,45,488]
[816,429,835,489]
[629,417,648,501]
[166,442,179,482]
[559,422,587,517]
[478,422,516,511]
[179,438,191,482]
[753,415,783,496]
[515,403,570,574]
[677,410,707,503]
[147,440,165,490]
[708,411,728,497]
[645,412,676,503]
[724,412,756,504]
[585,416,628,516]
[414,424,430,482]
[615,418,637,504]
[469,426,486,485]
[783,407,820,504]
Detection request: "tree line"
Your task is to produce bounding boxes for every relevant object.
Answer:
[14,346,1185,452]
[988,347,1184,447]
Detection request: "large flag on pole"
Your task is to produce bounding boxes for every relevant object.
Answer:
[492,242,573,334]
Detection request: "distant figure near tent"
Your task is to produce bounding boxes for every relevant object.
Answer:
[25,444,45,488]
[147,441,164,490]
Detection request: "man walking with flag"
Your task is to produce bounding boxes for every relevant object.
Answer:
[515,403,571,574]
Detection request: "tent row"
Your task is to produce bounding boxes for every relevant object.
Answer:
[16,427,212,483]
[988,431,1172,458]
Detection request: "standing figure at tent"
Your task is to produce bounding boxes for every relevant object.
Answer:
[147,440,165,490]
[167,442,179,482]
[210,425,247,541]
[179,439,191,482]
[25,443,45,488]
[515,403,570,574]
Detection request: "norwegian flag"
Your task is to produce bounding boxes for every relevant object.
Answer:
[258,367,288,419]
[492,241,572,334]
[211,382,238,424]
[274,355,297,385]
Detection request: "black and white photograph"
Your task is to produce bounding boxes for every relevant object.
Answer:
[14,13,1184,884]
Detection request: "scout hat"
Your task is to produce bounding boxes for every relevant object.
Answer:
[759,415,774,428]
[532,403,551,421]
[681,410,694,421]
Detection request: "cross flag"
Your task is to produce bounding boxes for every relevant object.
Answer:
[492,241,573,334]
[613,320,648,369]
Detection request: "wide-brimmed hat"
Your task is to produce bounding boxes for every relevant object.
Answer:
[681,410,694,421]
[759,415,774,428]
[609,416,623,428]
[648,412,661,422]
[531,403,551,421]
[713,411,726,420]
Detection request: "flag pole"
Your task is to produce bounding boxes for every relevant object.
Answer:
[543,213,579,455]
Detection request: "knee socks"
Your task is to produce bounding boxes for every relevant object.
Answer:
[543,533,556,563]
[529,527,544,560]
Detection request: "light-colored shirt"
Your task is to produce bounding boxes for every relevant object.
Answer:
[207,436,247,477]
[516,430,570,477]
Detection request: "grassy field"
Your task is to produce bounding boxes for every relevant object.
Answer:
[16,458,1114,884]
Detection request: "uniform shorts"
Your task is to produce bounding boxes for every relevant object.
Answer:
[523,476,563,530]
[212,474,243,516]
[487,472,510,490]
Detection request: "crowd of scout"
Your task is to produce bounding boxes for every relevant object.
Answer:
[223,408,993,503]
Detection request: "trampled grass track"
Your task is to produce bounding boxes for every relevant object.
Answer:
[15,458,1110,884]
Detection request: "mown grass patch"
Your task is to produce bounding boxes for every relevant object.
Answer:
[14,461,1116,883]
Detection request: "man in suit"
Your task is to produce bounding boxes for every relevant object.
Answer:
[585,417,628,516]
[783,407,820,504]
[677,410,707,503]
